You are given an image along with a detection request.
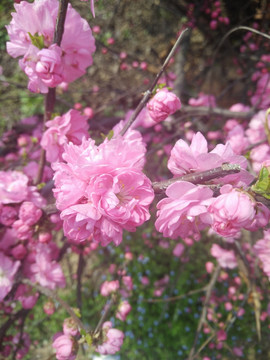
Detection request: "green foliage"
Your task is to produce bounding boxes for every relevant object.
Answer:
[251,166,270,200]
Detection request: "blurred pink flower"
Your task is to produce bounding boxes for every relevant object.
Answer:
[96,321,124,355]
[19,201,42,226]
[189,92,216,107]
[0,252,20,301]
[52,333,77,360]
[210,244,237,269]
[147,88,181,123]
[116,300,132,321]
[100,280,119,296]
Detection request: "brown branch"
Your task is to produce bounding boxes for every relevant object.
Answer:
[152,163,241,194]
[34,0,69,185]
[119,28,190,136]
[94,296,115,335]
[22,279,87,332]
[144,286,207,303]
[76,252,85,311]
[180,105,255,120]
[187,265,221,360]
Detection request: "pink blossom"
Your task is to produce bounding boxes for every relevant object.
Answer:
[12,219,33,240]
[30,252,66,290]
[147,88,181,123]
[35,44,63,87]
[155,181,213,239]
[43,300,55,315]
[210,244,237,269]
[52,333,77,360]
[53,135,154,245]
[208,185,257,237]
[250,143,270,173]
[63,318,79,337]
[41,109,89,163]
[173,243,185,257]
[116,300,132,321]
[226,124,249,155]
[100,280,119,296]
[0,170,46,207]
[0,252,20,301]
[168,132,253,187]
[96,321,124,355]
[188,92,216,107]
[6,0,95,93]
[19,201,42,225]
[122,275,133,291]
[254,235,270,278]
[246,110,270,144]
[15,284,39,309]
[0,205,17,226]
[11,244,27,260]
[205,261,214,273]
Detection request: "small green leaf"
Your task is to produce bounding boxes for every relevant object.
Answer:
[251,166,270,199]
[107,130,114,140]
[73,308,81,318]
[28,32,45,50]
[80,329,87,337]
[84,333,93,346]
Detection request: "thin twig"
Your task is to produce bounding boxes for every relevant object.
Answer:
[144,286,207,303]
[152,163,241,194]
[76,252,85,311]
[119,28,189,136]
[187,265,221,360]
[94,297,115,335]
[22,279,87,332]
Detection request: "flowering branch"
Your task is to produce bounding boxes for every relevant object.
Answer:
[34,0,69,185]
[119,28,189,136]
[152,163,241,194]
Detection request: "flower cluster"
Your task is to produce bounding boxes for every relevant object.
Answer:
[155,132,270,240]
[6,0,95,93]
[53,131,154,246]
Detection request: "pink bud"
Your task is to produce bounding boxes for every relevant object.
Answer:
[107,37,115,45]
[210,20,218,30]
[147,88,181,123]
[83,107,94,118]
[93,25,101,33]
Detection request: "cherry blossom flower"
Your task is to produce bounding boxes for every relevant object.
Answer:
[52,333,77,360]
[53,134,154,246]
[147,88,181,123]
[155,181,213,239]
[6,0,95,93]
[210,244,237,269]
[208,185,257,237]
[0,251,20,301]
[100,280,119,296]
[116,300,132,321]
[41,109,89,163]
[96,321,124,355]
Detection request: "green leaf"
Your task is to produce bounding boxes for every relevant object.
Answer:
[28,32,45,50]
[73,308,81,318]
[84,333,93,346]
[107,130,114,140]
[251,166,270,199]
